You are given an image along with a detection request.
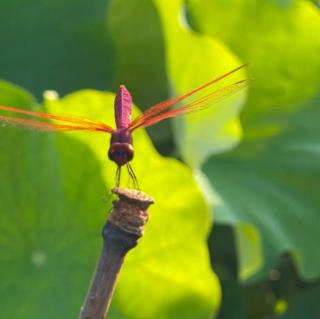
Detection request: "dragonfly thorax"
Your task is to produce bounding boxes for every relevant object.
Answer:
[108,130,134,166]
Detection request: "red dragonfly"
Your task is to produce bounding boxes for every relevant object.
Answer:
[0,65,248,187]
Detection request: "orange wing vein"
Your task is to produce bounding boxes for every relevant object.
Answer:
[0,105,114,133]
[129,64,248,131]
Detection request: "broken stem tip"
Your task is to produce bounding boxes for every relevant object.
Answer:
[79,187,154,319]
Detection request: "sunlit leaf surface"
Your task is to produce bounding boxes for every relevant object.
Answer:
[0,82,219,318]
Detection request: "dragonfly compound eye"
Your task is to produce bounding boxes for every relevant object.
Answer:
[108,143,134,166]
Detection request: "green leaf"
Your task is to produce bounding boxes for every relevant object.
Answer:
[0,81,37,107]
[188,0,320,128]
[0,82,220,318]
[203,96,320,281]
[0,83,110,318]
[154,0,249,168]
[188,0,320,280]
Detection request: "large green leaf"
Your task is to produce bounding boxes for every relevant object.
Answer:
[0,82,219,318]
[0,0,113,98]
[188,0,320,280]
[109,0,248,167]
[203,95,320,281]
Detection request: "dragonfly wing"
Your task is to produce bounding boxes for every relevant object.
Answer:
[130,79,249,129]
[0,116,102,131]
[0,105,114,133]
[129,64,248,131]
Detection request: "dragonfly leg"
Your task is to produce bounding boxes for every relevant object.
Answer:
[115,166,121,187]
[126,163,139,190]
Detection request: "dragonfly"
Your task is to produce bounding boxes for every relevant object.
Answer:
[0,64,249,187]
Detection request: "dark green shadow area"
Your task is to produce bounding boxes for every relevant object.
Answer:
[0,0,114,98]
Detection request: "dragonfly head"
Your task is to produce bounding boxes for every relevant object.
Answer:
[108,143,134,166]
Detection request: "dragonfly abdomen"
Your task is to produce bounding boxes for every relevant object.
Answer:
[114,85,132,130]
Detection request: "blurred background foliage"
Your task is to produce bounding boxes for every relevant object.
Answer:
[0,0,319,318]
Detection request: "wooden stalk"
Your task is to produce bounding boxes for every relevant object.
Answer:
[79,187,154,319]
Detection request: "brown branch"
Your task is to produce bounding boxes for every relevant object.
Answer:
[78,187,154,319]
